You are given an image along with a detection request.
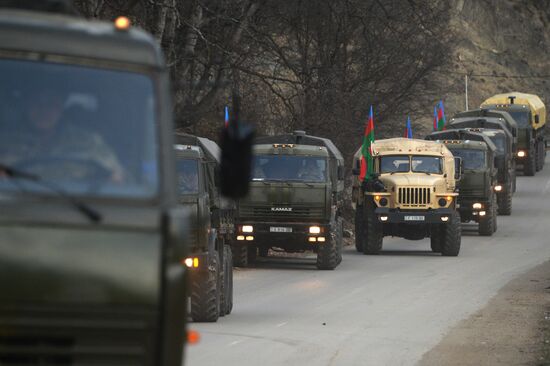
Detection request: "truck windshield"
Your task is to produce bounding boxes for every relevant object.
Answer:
[450,149,486,170]
[252,155,327,182]
[411,156,443,174]
[176,159,199,194]
[380,155,410,173]
[508,111,530,128]
[488,134,506,154]
[0,59,158,198]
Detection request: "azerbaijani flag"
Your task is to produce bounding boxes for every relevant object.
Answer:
[224,105,230,128]
[405,116,413,138]
[437,100,446,131]
[359,105,375,182]
[433,106,438,131]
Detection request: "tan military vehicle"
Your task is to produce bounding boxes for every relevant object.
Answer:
[352,138,462,256]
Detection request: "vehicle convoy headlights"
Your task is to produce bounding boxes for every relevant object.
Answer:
[517,150,526,158]
[472,203,482,209]
[309,226,321,234]
[242,225,253,233]
[183,257,199,268]
[494,185,503,192]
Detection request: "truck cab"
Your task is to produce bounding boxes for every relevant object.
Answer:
[352,138,462,256]
[426,131,499,236]
[174,134,235,322]
[233,131,345,270]
[0,7,188,365]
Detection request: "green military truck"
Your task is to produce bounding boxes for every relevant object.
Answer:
[426,130,499,235]
[174,133,234,322]
[447,117,516,214]
[233,131,345,270]
[0,4,190,364]
[481,92,547,175]
[352,138,462,256]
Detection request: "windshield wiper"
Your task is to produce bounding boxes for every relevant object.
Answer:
[0,163,102,223]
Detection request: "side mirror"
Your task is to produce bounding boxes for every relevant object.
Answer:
[352,168,360,176]
[352,159,361,175]
[535,115,540,124]
[337,165,344,180]
[454,157,463,180]
[219,93,255,198]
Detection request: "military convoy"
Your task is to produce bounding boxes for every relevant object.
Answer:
[352,138,462,256]
[233,131,345,270]
[426,130,499,235]
[481,92,547,176]
[174,134,234,322]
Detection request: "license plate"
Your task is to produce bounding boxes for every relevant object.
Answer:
[270,227,293,233]
[404,215,425,221]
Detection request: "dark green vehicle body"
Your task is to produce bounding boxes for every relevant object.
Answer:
[426,130,499,236]
[0,8,188,365]
[233,131,345,270]
[447,117,517,212]
[174,134,234,322]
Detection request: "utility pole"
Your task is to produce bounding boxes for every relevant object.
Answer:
[465,74,469,111]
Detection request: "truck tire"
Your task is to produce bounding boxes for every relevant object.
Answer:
[497,185,512,216]
[536,142,542,172]
[538,141,545,171]
[430,225,442,253]
[524,147,536,176]
[354,207,364,253]
[219,245,233,316]
[440,212,461,257]
[191,251,220,322]
[478,195,496,236]
[362,205,383,255]
[316,222,340,270]
[232,244,248,267]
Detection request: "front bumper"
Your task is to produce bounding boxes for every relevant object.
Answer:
[374,207,455,224]
[234,221,330,244]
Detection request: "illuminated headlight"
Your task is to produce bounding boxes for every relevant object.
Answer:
[472,203,482,209]
[494,185,503,192]
[517,150,526,157]
[380,215,388,222]
[441,216,449,222]
[309,226,321,234]
[242,225,253,233]
[183,257,199,268]
[479,211,486,216]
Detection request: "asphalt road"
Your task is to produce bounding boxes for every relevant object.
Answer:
[186,156,550,366]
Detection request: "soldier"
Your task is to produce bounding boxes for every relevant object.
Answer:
[0,87,124,183]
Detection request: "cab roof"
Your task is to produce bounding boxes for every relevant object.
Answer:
[174,133,221,164]
[0,9,164,68]
[370,138,453,157]
[481,92,545,112]
[425,129,497,152]
[255,131,343,162]
[253,143,330,157]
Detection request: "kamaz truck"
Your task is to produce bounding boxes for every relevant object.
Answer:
[233,131,345,270]
[426,130,499,235]
[351,138,462,256]
[447,117,516,214]
[481,92,547,175]
[174,133,234,322]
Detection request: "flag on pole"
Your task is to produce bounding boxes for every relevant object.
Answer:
[405,116,413,138]
[433,106,438,131]
[437,100,446,131]
[224,105,230,128]
[359,105,375,182]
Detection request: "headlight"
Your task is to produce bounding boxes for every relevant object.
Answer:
[438,198,447,207]
[309,226,321,234]
[242,225,253,233]
[183,257,199,268]
[379,197,388,206]
[494,185,503,192]
[517,150,526,157]
[472,203,482,209]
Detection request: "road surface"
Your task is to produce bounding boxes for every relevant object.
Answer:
[186,156,550,366]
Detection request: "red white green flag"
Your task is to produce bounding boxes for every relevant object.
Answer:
[359,105,375,182]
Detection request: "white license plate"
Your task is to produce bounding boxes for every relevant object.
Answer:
[404,215,425,221]
[270,227,293,233]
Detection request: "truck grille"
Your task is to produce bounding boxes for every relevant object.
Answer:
[239,206,324,219]
[398,187,431,207]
